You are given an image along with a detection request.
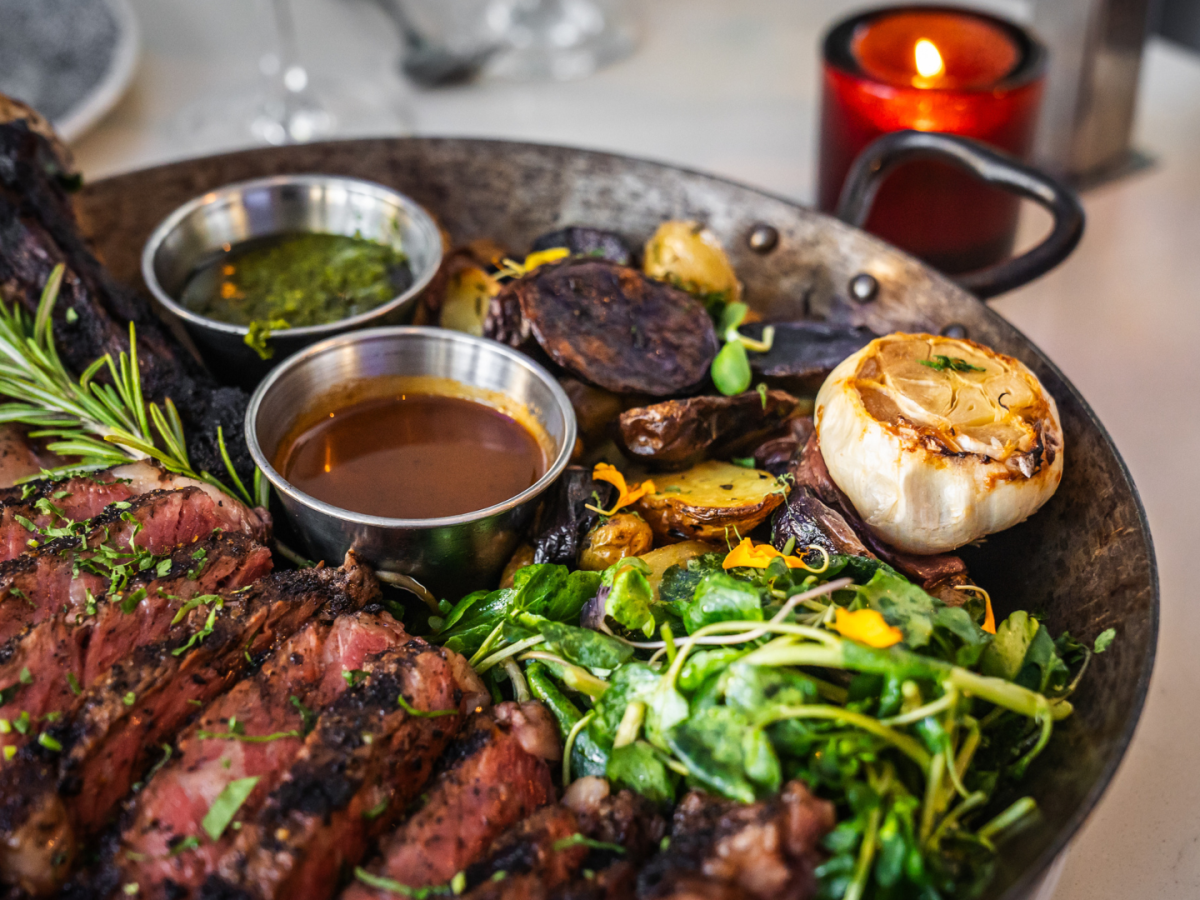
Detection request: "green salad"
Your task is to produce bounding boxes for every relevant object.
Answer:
[427,547,1108,900]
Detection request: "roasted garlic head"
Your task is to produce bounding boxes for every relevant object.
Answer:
[815,333,1064,554]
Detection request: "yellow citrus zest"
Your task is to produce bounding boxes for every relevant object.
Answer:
[587,463,656,516]
[722,537,812,571]
[832,607,903,648]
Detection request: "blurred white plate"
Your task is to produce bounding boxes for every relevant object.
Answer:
[0,0,140,141]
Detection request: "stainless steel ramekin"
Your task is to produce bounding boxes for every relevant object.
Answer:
[245,327,577,599]
[142,174,443,389]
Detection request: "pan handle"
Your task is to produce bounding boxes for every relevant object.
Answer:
[834,130,1085,300]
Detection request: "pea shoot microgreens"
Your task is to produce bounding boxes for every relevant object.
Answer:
[429,546,1097,900]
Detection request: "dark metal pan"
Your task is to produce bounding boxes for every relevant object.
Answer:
[74,136,1155,900]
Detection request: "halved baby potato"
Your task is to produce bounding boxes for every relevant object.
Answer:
[633,460,788,542]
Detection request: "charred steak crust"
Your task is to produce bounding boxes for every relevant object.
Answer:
[0,485,269,647]
[0,556,377,896]
[204,638,467,900]
[636,782,835,900]
[0,532,271,757]
[344,705,556,900]
[0,120,256,484]
[114,610,413,900]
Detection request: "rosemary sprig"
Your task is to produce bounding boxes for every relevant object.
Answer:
[0,264,253,504]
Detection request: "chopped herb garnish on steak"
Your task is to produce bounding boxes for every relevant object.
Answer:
[202,776,260,840]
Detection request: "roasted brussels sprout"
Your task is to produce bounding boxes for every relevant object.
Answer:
[530,226,635,266]
[633,460,788,543]
[638,540,719,600]
[501,258,719,395]
[643,221,741,305]
[618,389,804,469]
[531,465,617,566]
[579,513,654,570]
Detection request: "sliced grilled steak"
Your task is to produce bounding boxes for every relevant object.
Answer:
[0,484,270,644]
[113,609,410,900]
[0,555,376,895]
[0,461,268,564]
[454,805,588,900]
[637,781,835,900]
[343,701,560,900]
[203,637,477,900]
[0,532,271,757]
[550,779,667,900]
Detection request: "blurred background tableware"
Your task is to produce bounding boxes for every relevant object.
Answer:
[142,174,443,389]
[173,0,413,154]
[0,0,139,141]
[817,5,1046,276]
[1032,0,1154,185]
[378,0,636,84]
[246,327,577,597]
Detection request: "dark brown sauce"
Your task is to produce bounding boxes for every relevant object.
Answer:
[278,393,547,519]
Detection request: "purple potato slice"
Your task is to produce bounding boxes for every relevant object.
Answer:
[507,258,719,395]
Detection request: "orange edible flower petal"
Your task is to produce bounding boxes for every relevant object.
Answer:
[588,463,655,516]
[523,247,570,270]
[722,537,812,570]
[833,608,903,648]
[982,594,996,634]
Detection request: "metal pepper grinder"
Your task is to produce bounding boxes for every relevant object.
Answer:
[1032,0,1154,183]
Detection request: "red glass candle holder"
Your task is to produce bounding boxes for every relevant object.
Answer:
[818,6,1046,275]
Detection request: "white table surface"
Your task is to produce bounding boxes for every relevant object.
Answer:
[69,1,1200,897]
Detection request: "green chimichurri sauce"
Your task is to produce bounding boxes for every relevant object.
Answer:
[180,232,413,330]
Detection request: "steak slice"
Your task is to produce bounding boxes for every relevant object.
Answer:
[0,555,376,895]
[454,805,588,900]
[0,532,271,757]
[0,485,271,644]
[547,780,668,900]
[203,637,478,900]
[636,781,835,900]
[0,461,269,564]
[113,609,411,900]
[343,701,560,900]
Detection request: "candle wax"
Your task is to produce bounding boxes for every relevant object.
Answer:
[852,11,1019,90]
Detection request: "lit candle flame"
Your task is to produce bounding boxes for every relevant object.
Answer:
[914,39,944,79]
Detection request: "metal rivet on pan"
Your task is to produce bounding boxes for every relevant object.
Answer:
[848,273,878,302]
[940,323,969,339]
[747,224,779,254]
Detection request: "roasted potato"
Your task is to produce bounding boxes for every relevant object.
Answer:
[634,460,788,543]
[439,265,501,336]
[579,513,654,570]
[500,543,534,588]
[638,540,720,600]
[619,389,804,469]
[643,221,741,302]
[560,378,624,447]
[504,258,718,395]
